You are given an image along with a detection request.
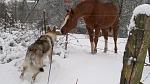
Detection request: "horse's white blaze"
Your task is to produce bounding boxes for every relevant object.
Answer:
[60,15,70,29]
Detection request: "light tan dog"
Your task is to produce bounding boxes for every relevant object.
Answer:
[20,26,57,82]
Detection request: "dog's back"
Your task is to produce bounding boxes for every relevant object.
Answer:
[31,35,52,54]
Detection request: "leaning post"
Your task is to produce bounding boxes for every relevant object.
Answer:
[120,14,150,84]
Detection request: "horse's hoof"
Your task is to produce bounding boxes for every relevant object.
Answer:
[114,48,117,53]
[91,50,97,54]
[91,52,96,54]
[104,51,107,53]
[94,49,97,53]
[104,48,107,53]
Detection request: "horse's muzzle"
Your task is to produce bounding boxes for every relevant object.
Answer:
[61,29,66,35]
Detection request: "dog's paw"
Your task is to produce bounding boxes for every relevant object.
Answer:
[39,67,44,72]
[20,73,24,79]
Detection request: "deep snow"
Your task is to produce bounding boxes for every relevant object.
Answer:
[0,33,150,84]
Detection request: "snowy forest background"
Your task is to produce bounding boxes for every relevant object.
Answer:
[0,0,150,37]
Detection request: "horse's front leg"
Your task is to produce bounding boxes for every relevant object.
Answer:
[94,28,100,54]
[87,27,95,54]
[102,29,108,53]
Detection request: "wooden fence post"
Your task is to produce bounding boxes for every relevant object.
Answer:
[43,9,47,34]
[120,14,150,84]
[64,33,68,58]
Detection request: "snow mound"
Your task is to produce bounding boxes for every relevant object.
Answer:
[129,4,150,30]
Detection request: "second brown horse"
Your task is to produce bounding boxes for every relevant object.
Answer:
[61,0,119,54]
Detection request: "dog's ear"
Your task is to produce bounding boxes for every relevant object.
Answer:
[47,26,52,32]
[53,26,56,32]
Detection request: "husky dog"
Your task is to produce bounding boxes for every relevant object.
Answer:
[20,26,57,82]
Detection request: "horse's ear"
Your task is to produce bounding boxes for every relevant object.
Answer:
[70,9,74,14]
[66,9,69,12]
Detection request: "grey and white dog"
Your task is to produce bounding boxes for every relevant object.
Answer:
[20,26,57,82]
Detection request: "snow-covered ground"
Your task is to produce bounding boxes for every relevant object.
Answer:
[0,31,150,84]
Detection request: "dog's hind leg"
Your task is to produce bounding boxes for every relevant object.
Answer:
[35,53,44,71]
[32,71,40,82]
[20,67,26,79]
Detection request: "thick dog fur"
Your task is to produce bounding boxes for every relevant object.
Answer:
[20,26,56,81]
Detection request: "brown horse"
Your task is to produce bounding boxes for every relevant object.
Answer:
[61,0,119,54]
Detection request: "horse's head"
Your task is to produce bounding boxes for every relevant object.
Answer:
[60,9,78,35]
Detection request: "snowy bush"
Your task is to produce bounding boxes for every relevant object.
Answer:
[0,23,40,64]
